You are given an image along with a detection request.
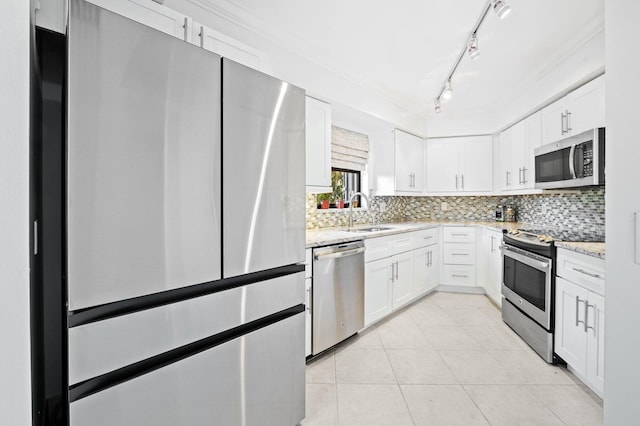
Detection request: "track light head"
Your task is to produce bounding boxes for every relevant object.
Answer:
[468,34,480,60]
[442,80,453,100]
[434,98,442,113]
[492,0,511,19]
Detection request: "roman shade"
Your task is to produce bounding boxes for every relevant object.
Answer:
[331,126,369,171]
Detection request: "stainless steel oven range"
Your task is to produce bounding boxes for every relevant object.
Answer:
[501,229,557,363]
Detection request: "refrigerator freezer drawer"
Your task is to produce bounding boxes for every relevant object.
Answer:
[69,272,304,384]
[222,59,306,277]
[70,313,305,426]
[67,0,222,310]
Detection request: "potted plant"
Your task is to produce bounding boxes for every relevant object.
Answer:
[317,193,331,209]
[331,171,345,208]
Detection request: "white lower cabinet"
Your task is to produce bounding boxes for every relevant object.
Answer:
[554,248,605,397]
[413,245,439,296]
[364,257,393,326]
[441,227,476,287]
[478,228,503,305]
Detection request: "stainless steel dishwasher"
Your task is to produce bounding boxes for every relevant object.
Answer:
[312,241,365,355]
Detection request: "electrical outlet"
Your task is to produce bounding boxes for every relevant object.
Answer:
[441,201,448,211]
[542,204,548,215]
[378,201,386,213]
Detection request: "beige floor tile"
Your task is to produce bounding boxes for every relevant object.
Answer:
[378,316,432,350]
[465,384,564,426]
[463,324,531,351]
[528,385,603,426]
[408,302,458,326]
[302,384,338,426]
[419,325,482,350]
[489,350,575,385]
[335,348,396,384]
[439,350,519,384]
[306,351,335,384]
[401,384,489,425]
[446,307,499,326]
[344,326,384,350]
[430,292,490,309]
[337,384,413,426]
[387,348,458,385]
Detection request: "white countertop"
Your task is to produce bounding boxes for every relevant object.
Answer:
[306,220,520,248]
[556,241,606,259]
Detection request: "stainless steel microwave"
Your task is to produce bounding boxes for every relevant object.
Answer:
[534,128,605,189]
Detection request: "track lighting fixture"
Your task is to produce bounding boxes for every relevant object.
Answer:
[468,34,480,60]
[433,0,512,114]
[442,80,453,100]
[492,0,511,19]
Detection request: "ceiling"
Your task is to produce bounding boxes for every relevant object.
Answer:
[182,0,604,135]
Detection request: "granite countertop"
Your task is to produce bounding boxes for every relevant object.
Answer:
[305,220,521,248]
[555,241,606,259]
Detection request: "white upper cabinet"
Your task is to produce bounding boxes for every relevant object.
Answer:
[305,97,332,192]
[394,129,425,193]
[426,136,493,193]
[500,112,541,191]
[541,75,605,145]
[192,22,270,73]
[86,0,192,42]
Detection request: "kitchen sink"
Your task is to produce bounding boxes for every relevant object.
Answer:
[346,226,393,233]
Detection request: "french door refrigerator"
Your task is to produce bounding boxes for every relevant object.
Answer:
[31,0,306,424]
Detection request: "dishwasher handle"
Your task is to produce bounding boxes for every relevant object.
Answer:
[314,247,365,261]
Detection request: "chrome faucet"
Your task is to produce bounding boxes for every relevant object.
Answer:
[348,191,371,228]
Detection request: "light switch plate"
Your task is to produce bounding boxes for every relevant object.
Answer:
[441,202,448,211]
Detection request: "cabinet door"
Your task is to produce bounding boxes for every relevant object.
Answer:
[413,247,428,297]
[499,127,513,190]
[586,292,605,396]
[508,122,526,189]
[459,136,493,192]
[193,22,269,72]
[522,112,542,189]
[394,129,424,192]
[426,138,459,192]
[364,258,393,326]
[305,277,312,357]
[541,98,568,145]
[305,97,332,191]
[554,277,588,377]
[392,251,414,309]
[87,0,191,41]
[568,75,605,136]
[481,230,502,305]
[425,246,440,292]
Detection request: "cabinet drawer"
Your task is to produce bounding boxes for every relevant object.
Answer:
[392,234,414,254]
[365,235,395,263]
[442,265,476,287]
[443,227,475,243]
[413,228,439,248]
[557,248,605,296]
[443,243,476,265]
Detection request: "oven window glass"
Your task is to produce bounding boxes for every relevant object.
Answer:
[503,256,546,311]
[535,147,571,183]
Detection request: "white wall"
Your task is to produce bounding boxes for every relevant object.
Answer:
[0,0,32,424]
[604,0,640,424]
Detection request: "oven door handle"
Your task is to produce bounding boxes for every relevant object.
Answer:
[502,246,552,273]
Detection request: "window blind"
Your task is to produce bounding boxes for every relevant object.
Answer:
[331,126,369,171]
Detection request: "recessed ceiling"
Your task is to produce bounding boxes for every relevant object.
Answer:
[185,0,604,135]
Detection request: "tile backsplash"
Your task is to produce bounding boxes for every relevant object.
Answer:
[306,187,605,240]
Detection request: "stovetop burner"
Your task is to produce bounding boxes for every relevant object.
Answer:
[510,227,604,243]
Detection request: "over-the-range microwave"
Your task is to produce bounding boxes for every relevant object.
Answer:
[534,127,605,189]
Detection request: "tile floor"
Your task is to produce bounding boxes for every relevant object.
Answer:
[302,292,603,426]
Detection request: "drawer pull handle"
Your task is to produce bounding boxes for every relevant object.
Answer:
[424,236,433,239]
[451,233,469,236]
[451,253,469,256]
[572,267,601,279]
[452,274,469,278]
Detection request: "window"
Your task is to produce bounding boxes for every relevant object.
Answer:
[316,168,361,209]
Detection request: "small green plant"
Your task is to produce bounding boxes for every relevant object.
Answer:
[331,171,345,203]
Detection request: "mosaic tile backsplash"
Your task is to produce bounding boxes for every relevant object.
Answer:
[306,187,605,240]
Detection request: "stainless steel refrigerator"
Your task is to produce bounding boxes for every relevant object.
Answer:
[32,0,306,424]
